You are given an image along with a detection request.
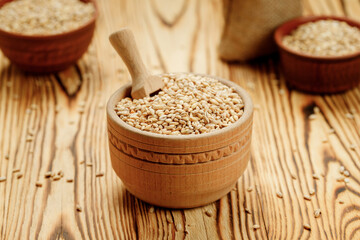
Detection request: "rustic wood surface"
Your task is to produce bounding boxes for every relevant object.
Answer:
[0,0,360,239]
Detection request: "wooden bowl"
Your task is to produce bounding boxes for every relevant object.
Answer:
[107,74,253,208]
[0,0,97,73]
[274,16,360,93]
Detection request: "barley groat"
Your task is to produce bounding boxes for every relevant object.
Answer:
[0,0,95,35]
[283,19,360,56]
[114,73,245,135]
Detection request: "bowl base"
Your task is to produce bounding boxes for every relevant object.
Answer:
[124,181,237,209]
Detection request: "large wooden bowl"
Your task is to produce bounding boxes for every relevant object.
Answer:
[0,0,97,73]
[107,74,253,208]
[274,16,360,93]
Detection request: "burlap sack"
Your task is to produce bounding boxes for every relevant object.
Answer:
[219,0,302,61]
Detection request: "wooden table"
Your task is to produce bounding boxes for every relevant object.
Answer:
[1,0,360,239]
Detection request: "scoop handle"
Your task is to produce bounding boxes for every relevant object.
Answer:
[109,29,148,90]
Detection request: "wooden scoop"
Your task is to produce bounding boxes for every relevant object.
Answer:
[109,28,164,99]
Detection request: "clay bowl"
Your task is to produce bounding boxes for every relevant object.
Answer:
[0,0,97,73]
[274,16,360,93]
[107,74,253,208]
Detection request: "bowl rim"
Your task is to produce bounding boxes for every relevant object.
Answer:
[274,15,360,61]
[107,73,254,141]
[0,0,98,39]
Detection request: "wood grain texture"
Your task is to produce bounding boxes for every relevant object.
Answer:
[0,0,360,239]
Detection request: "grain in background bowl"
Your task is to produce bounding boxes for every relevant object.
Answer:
[274,16,360,93]
[107,74,253,208]
[0,0,98,73]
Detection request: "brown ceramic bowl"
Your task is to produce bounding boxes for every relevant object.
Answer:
[107,74,253,208]
[0,0,97,73]
[274,16,360,93]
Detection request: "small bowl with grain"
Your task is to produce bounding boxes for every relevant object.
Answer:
[0,0,98,73]
[274,16,360,93]
[107,73,253,208]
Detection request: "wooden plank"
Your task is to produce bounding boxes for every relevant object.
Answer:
[0,0,360,239]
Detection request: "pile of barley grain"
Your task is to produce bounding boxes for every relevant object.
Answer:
[0,0,95,35]
[115,74,245,135]
[282,19,360,56]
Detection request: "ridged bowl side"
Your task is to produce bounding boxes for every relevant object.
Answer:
[109,140,251,208]
[274,16,360,93]
[0,0,98,73]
